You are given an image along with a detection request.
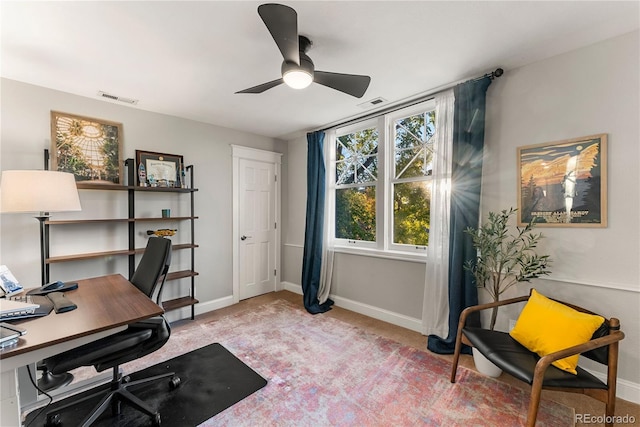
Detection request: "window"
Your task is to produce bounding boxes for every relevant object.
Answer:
[334,124,378,244]
[329,100,436,258]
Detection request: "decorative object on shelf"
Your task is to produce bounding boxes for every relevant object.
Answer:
[517,134,607,227]
[51,111,124,184]
[0,170,82,286]
[136,150,184,188]
[147,229,177,237]
[181,164,187,189]
[138,161,147,187]
[161,209,171,218]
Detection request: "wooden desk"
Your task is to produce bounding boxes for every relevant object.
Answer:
[0,274,163,426]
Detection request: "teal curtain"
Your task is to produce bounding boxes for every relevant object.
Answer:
[428,76,492,354]
[301,131,334,314]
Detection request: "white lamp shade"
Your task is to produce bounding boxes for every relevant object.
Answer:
[0,170,82,213]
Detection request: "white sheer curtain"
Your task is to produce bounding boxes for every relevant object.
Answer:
[421,89,455,336]
[318,129,335,304]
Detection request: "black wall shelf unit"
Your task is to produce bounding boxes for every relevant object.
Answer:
[44,157,199,320]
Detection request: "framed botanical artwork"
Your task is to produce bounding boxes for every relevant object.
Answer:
[135,150,184,188]
[517,134,607,227]
[51,111,124,184]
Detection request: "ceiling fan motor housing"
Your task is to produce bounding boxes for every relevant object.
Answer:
[281,52,315,78]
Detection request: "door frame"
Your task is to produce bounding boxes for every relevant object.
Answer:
[231,145,282,303]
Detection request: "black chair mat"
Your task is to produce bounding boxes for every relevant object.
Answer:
[25,343,267,426]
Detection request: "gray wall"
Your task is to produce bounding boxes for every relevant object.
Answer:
[283,31,640,399]
[0,78,287,319]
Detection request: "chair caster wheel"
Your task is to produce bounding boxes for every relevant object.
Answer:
[45,414,62,427]
[152,412,161,426]
[169,376,181,390]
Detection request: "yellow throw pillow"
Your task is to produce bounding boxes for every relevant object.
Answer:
[509,289,604,374]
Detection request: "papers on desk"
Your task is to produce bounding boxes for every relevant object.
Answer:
[0,298,39,320]
[0,265,24,297]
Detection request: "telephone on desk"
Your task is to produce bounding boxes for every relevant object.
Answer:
[27,281,78,296]
[1,281,79,320]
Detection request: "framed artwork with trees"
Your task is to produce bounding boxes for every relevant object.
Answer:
[50,111,123,184]
[517,134,607,227]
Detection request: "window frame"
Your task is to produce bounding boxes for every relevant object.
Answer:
[385,100,436,254]
[329,117,383,252]
[327,99,436,262]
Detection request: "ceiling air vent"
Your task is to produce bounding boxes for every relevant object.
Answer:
[357,97,387,109]
[97,91,139,105]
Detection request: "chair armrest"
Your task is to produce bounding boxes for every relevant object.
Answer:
[536,330,625,371]
[458,295,530,329]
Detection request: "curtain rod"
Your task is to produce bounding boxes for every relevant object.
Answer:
[316,68,504,134]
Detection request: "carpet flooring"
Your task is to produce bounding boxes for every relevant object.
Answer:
[29,299,574,426]
[24,343,266,426]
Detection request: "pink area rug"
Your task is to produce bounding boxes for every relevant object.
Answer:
[73,299,574,426]
[192,300,572,426]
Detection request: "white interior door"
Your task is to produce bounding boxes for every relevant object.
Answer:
[238,158,276,300]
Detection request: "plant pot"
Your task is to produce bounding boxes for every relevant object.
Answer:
[472,348,503,378]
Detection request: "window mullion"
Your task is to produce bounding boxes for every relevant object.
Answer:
[376,116,386,251]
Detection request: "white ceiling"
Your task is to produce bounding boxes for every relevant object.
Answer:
[1,1,638,140]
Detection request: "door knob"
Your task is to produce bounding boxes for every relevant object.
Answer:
[241,235,250,241]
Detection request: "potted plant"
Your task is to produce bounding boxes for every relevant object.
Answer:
[464,207,551,376]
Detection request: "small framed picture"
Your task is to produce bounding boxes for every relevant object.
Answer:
[517,134,607,227]
[135,150,184,188]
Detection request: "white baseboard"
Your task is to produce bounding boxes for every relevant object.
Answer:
[194,295,235,314]
[165,295,235,323]
[281,281,640,404]
[281,281,422,333]
[585,369,640,404]
[282,281,303,295]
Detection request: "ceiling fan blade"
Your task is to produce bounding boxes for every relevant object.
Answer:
[314,71,371,98]
[258,3,299,65]
[235,78,284,94]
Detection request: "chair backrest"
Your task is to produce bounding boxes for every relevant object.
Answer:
[130,237,172,301]
[545,293,618,365]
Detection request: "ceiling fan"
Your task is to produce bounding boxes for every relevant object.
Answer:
[236,3,371,98]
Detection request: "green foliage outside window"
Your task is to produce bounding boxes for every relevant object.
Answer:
[335,187,376,241]
[393,182,430,246]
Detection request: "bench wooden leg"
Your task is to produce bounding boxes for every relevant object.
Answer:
[450,330,465,383]
[526,373,544,427]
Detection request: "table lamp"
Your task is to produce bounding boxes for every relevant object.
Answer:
[0,170,82,286]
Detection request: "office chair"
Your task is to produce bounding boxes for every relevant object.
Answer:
[40,237,180,427]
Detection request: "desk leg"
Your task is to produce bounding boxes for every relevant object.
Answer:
[17,365,38,411]
[1,369,22,427]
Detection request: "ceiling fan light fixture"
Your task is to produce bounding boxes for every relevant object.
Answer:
[283,69,313,89]
[237,4,371,97]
